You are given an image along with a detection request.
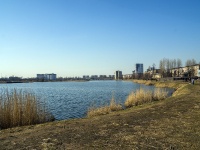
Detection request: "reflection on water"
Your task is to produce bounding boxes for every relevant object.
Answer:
[0,81,173,120]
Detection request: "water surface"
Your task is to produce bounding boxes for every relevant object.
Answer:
[0,81,173,120]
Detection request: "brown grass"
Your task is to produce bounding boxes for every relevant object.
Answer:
[109,97,123,111]
[153,88,168,100]
[87,97,122,117]
[0,89,54,129]
[125,88,168,108]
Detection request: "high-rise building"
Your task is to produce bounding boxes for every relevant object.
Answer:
[115,70,122,80]
[135,63,143,74]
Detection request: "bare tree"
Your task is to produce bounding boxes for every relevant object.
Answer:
[177,59,182,68]
[166,59,172,77]
[159,58,168,77]
[173,59,177,68]
[166,59,170,70]
[185,59,196,66]
[159,58,183,77]
[191,59,197,65]
[159,59,164,77]
[169,59,173,69]
[175,58,182,77]
[185,59,197,77]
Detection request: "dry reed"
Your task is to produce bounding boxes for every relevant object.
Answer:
[109,97,123,111]
[0,89,54,129]
[87,97,122,117]
[125,88,168,108]
[153,88,168,101]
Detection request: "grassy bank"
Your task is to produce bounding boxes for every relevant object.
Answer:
[132,79,188,89]
[0,89,54,129]
[0,80,200,149]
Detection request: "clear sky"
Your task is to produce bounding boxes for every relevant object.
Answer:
[0,0,200,78]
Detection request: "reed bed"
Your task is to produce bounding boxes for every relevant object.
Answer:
[125,88,168,108]
[88,88,169,117]
[87,97,122,117]
[153,88,168,101]
[0,89,54,129]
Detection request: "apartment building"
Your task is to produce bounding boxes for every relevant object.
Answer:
[171,64,200,77]
[37,73,57,81]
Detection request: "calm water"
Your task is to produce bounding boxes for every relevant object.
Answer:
[0,81,173,120]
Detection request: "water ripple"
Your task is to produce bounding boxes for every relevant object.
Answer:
[0,81,174,120]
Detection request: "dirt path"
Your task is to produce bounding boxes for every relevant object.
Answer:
[0,83,200,149]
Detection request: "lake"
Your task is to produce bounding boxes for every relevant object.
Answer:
[0,80,173,120]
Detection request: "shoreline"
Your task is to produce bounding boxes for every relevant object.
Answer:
[132,79,187,88]
[131,79,189,97]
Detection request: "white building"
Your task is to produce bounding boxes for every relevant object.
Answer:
[47,73,57,80]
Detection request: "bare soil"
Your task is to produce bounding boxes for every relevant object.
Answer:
[0,81,200,150]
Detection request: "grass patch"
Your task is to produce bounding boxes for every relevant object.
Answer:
[87,97,122,117]
[125,88,168,108]
[0,89,54,129]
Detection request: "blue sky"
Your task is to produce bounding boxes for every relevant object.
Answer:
[0,0,200,78]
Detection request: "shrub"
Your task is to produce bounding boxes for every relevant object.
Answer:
[87,97,122,117]
[0,89,54,129]
[125,88,168,108]
[87,106,111,118]
[153,88,168,100]
[135,88,153,105]
[125,88,153,107]
[124,91,136,108]
[109,97,123,111]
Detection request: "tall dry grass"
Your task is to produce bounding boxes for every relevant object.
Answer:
[125,88,168,108]
[153,88,168,101]
[87,97,122,117]
[0,89,54,129]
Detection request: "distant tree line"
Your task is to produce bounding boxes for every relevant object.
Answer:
[185,59,198,78]
[159,58,182,77]
[185,59,197,66]
[159,58,199,78]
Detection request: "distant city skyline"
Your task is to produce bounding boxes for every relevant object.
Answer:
[0,0,200,78]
